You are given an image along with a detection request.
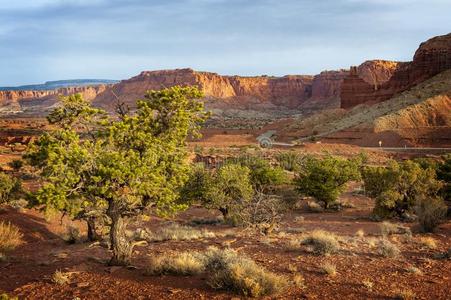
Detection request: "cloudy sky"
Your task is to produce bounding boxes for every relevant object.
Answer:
[1,0,450,86]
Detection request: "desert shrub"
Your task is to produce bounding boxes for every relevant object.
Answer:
[204,247,287,297]
[362,160,443,218]
[415,197,447,232]
[0,172,22,204]
[180,163,212,204]
[292,273,306,289]
[52,270,70,285]
[320,262,337,276]
[300,230,340,255]
[295,156,361,209]
[275,151,305,172]
[145,252,205,275]
[379,221,410,236]
[0,294,18,300]
[436,155,451,202]
[234,192,287,234]
[7,160,23,171]
[231,155,288,192]
[142,223,215,242]
[417,237,437,249]
[321,262,337,277]
[0,221,23,253]
[203,164,254,219]
[377,239,400,258]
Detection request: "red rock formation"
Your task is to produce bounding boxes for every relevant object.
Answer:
[93,69,314,110]
[341,33,451,109]
[311,70,349,100]
[0,85,109,114]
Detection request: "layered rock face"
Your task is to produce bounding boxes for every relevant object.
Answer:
[341,33,451,109]
[311,70,349,100]
[0,85,109,114]
[93,69,314,110]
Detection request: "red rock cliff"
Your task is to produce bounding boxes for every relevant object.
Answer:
[341,33,451,109]
[0,85,109,113]
[93,69,314,110]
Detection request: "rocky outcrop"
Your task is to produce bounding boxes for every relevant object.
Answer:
[311,70,349,100]
[93,69,314,110]
[0,85,109,114]
[341,33,451,109]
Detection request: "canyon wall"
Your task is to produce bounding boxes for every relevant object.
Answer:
[92,69,314,110]
[0,85,109,114]
[341,33,451,109]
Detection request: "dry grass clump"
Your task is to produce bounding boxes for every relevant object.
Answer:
[52,270,70,285]
[287,263,298,273]
[300,230,340,255]
[377,239,400,258]
[405,265,422,275]
[418,237,437,249]
[285,238,301,251]
[355,229,365,238]
[292,273,306,289]
[145,252,205,276]
[362,279,373,290]
[204,247,287,297]
[379,222,411,236]
[0,221,23,253]
[320,262,337,277]
[367,237,377,248]
[145,223,216,242]
[307,201,324,213]
[145,247,287,297]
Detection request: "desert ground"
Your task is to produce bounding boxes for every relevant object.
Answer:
[0,125,450,299]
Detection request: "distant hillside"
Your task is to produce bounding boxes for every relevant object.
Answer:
[0,79,118,91]
[277,69,451,147]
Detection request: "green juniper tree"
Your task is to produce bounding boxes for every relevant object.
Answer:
[25,86,208,265]
[362,160,444,219]
[294,155,361,209]
[203,164,254,219]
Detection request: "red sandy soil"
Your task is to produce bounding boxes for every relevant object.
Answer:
[1,184,450,300]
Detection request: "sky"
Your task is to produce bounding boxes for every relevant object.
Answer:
[0,0,450,86]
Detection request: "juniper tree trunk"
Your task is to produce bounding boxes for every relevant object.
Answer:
[86,217,100,242]
[107,201,133,266]
[219,207,229,218]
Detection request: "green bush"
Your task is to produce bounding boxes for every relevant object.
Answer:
[231,155,288,191]
[180,163,212,204]
[436,155,451,202]
[362,160,443,218]
[0,172,22,204]
[8,159,23,171]
[203,164,254,219]
[276,151,305,172]
[295,156,361,209]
